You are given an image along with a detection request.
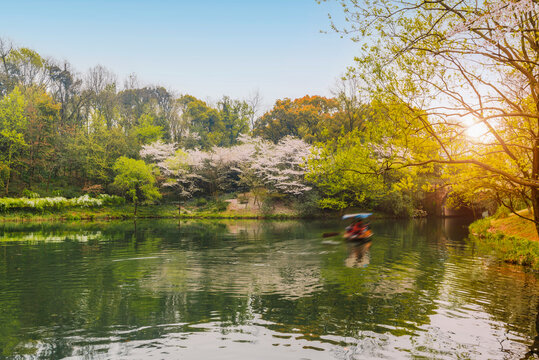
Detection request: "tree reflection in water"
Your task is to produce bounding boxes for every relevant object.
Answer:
[0,218,538,359]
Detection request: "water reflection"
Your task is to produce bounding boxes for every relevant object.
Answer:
[345,241,371,268]
[0,218,537,359]
[523,302,539,359]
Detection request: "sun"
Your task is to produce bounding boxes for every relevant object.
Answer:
[462,116,490,141]
[466,122,489,139]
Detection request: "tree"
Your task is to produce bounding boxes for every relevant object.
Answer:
[246,89,263,129]
[0,87,27,195]
[249,136,312,196]
[325,0,539,233]
[0,38,15,96]
[7,47,49,88]
[306,104,438,215]
[254,95,340,143]
[331,76,371,133]
[217,96,250,147]
[140,141,198,214]
[112,157,161,215]
[134,113,163,145]
[22,87,61,188]
[162,150,201,214]
[48,60,84,127]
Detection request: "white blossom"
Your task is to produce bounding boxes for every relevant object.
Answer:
[141,135,313,198]
[140,141,176,162]
[448,0,537,41]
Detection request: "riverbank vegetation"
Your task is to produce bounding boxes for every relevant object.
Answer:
[3,0,539,239]
[0,193,322,221]
[0,39,438,219]
[318,0,539,239]
[470,210,539,269]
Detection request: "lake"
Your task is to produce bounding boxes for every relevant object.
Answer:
[0,218,538,359]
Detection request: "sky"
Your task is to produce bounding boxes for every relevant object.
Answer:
[0,0,358,109]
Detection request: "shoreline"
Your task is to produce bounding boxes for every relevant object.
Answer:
[0,204,331,222]
[469,214,539,270]
[0,204,432,223]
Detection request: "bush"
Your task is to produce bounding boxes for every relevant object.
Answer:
[214,200,229,212]
[22,189,40,198]
[98,194,125,206]
[82,184,104,194]
[494,205,511,219]
[377,192,415,218]
[0,194,126,213]
[293,192,320,217]
[469,218,491,235]
[261,197,275,215]
[196,198,208,207]
[238,193,249,205]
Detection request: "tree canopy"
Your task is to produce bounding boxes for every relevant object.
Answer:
[322,0,539,232]
[112,157,160,214]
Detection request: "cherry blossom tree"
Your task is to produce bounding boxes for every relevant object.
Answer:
[249,136,312,196]
[141,135,313,203]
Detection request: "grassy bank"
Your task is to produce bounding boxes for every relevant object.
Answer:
[0,204,322,222]
[0,192,396,222]
[0,204,175,221]
[469,210,539,270]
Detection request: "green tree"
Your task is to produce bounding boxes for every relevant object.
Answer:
[7,47,48,88]
[184,96,224,149]
[134,113,163,145]
[307,101,438,215]
[217,96,250,147]
[0,87,27,195]
[22,87,61,189]
[113,157,161,215]
[325,0,539,233]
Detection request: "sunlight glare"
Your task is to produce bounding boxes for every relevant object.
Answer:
[463,117,490,141]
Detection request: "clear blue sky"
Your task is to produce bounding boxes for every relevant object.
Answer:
[0,0,357,108]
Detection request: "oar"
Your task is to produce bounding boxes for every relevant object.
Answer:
[322,232,340,238]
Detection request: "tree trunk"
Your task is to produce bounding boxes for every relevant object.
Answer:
[134,201,138,217]
[532,188,539,236]
[533,135,539,236]
[178,194,181,216]
[5,144,13,196]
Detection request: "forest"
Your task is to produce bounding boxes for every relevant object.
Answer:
[2,0,539,236]
[0,38,436,218]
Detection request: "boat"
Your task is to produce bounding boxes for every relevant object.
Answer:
[342,213,373,242]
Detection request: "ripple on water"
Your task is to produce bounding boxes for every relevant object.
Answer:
[1,219,538,359]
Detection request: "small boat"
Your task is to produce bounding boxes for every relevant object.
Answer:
[343,213,373,242]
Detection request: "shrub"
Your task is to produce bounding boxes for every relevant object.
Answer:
[293,192,320,217]
[22,189,40,198]
[0,194,126,213]
[98,194,125,206]
[238,193,249,205]
[196,198,208,207]
[82,184,104,194]
[469,218,491,235]
[214,200,229,212]
[261,197,276,215]
[494,205,511,219]
[377,192,415,218]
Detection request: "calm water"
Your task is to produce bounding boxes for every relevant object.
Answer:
[0,218,538,359]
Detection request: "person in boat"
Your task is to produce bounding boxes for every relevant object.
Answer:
[342,213,373,240]
[351,220,365,235]
[345,219,367,238]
